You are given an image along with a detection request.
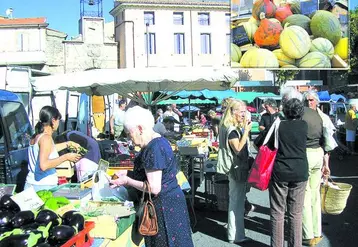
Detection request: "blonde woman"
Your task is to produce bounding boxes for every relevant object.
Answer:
[217,100,252,244]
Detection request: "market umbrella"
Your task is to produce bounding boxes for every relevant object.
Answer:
[180,105,200,112]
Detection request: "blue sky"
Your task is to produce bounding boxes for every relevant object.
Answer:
[0,0,357,39]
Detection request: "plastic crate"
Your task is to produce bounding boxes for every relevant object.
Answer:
[61,221,95,247]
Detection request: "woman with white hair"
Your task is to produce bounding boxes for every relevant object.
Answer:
[110,106,194,247]
[216,100,252,244]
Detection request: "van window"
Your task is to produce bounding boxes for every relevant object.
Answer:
[0,101,33,151]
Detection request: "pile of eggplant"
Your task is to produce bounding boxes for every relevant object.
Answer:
[0,194,85,247]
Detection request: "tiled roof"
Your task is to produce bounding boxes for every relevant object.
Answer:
[0,17,47,26]
[115,0,229,6]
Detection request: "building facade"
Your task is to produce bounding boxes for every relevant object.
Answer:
[110,0,231,68]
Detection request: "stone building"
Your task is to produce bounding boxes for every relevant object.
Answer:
[110,0,231,68]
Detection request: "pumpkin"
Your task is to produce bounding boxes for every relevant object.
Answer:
[282,14,311,34]
[252,0,277,20]
[231,43,242,62]
[298,51,331,68]
[279,25,311,59]
[273,49,296,67]
[310,38,334,59]
[240,47,279,68]
[268,18,281,25]
[310,10,342,46]
[239,22,258,42]
[275,4,293,22]
[254,13,283,48]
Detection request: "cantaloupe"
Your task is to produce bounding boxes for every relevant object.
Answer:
[239,22,258,42]
[298,52,331,68]
[231,43,242,62]
[282,14,311,34]
[231,62,242,68]
[279,26,311,59]
[310,38,334,59]
[273,49,296,67]
[310,10,342,46]
[334,37,348,60]
[240,47,279,68]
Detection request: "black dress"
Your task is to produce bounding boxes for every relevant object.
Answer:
[132,137,194,247]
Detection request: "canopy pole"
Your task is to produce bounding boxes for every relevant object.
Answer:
[188,98,191,125]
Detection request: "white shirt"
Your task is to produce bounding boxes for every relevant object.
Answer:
[113,109,125,126]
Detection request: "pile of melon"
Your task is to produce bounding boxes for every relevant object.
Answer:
[231,0,348,68]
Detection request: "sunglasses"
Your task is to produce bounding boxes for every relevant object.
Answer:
[307,99,315,102]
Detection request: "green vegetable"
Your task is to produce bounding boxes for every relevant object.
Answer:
[36,190,53,203]
[44,197,70,211]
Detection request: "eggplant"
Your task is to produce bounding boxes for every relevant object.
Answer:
[61,210,78,225]
[67,214,84,231]
[0,211,14,227]
[35,243,52,247]
[0,195,20,213]
[35,210,61,227]
[20,222,41,234]
[0,232,44,247]
[11,210,35,228]
[0,226,11,236]
[48,225,75,244]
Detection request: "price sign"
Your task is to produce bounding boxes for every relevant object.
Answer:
[232,25,251,47]
[300,0,318,17]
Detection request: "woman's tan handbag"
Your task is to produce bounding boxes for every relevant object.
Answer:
[138,181,158,236]
[320,178,352,215]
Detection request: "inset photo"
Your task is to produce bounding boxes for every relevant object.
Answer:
[230,0,349,69]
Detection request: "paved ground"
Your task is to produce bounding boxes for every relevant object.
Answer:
[190,150,358,247]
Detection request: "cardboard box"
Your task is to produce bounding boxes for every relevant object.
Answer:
[56,161,74,178]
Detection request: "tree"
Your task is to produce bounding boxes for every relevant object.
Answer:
[271,70,300,87]
[349,7,358,75]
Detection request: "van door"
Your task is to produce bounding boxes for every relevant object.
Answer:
[0,101,32,190]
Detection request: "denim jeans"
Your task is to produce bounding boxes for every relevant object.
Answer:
[303,147,324,239]
[227,176,247,242]
[269,179,307,247]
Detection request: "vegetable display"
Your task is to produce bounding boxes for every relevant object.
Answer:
[231,2,348,68]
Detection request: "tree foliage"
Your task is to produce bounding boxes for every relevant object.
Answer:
[271,70,300,86]
[349,7,358,74]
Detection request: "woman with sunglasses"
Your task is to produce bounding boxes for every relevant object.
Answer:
[25,106,82,192]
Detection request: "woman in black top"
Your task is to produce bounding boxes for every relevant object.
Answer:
[270,98,309,247]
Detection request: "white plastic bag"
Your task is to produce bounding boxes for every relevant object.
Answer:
[91,170,113,201]
[75,158,98,182]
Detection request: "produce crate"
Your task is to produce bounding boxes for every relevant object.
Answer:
[61,221,95,247]
[56,161,75,178]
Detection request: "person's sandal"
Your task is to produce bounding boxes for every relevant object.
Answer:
[302,238,316,246]
[314,236,323,245]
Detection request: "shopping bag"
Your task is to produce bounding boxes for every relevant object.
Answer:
[248,118,280,191]
[91,170,114,201]
[176,171,191,192]
[137,181,158,236]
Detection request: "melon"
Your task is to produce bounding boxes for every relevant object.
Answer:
[298,52,331,68]
[279,25,311,59]
[310,10,342,46]
[273,49,296,67]
[310,38,334,59]
[282,14,311,34]
[240,47,279,68]
[231,62,242,68]
[231,43,242,62]
[334,37,348,60]
[281,64,298,68]
[239,22,258,42]
[248,16,260,27]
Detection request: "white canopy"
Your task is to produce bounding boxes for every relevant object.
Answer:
[31,67,237,105]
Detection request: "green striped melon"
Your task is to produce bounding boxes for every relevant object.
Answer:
[240,47,279,68]
[273,49,296,67]
[282,14,311,34]
[310,38,334,59]
[298,51,331,68]
[310,10,342,46]
[239,22,258,42]
[287,0,301,14]
[231,43,242,62]
[279,25,311,59]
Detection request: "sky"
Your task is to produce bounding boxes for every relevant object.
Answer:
[0,0,357,39]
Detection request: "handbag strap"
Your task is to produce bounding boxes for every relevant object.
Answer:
[141,181,153,203]
[262,118,281,148]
